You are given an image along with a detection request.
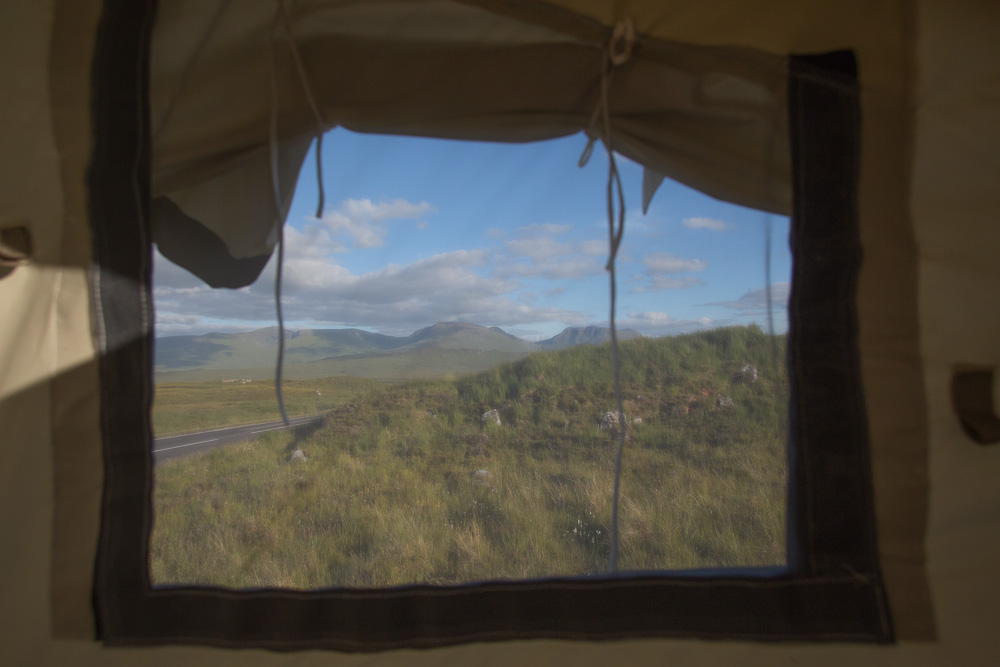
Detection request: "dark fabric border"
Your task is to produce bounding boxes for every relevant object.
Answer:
[88,0,157,642]
[787,51,886,588]
[89,1,892,645]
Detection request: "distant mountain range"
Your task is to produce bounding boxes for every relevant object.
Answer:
[535,325,642,350]
[154,322,642,373]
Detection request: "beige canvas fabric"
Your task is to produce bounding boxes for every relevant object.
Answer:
[0,0,103,644]
[151,0,790,273]
[3,0,1000,664]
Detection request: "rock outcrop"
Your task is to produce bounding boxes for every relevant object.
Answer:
[481,409,502,426]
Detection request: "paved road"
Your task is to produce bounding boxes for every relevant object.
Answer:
[153,414,323,463]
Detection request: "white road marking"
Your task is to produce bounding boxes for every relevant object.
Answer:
[250,425,297,434]
[154,438,219,453]
[153,416,321,457]
[155,423,263,441]
[154,415,320,441]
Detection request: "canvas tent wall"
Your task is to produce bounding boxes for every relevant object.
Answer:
[1,0,998,663]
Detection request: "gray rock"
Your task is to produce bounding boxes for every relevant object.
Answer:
[599,410,626,430]
[736,363,759,383]
[289,449,307,462]
[481,409,501,426]
[717,395,735,408]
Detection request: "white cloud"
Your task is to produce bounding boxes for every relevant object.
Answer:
[317,198,434,249]
[341,250,501,304]
[340,198,434,222]
[283,224,345,257]
[683,217,729,232]
[152,249,208,289]
[154,313,204,335]
[153,246,588,335]
[157,313,202,325]
[515,223,571,235]
[612,213,657,237]
[493,225,607,281]
[496,256,601,281]
[703,282,790,313]
[632,276,705,292]
[281,258,354,293]
[642,253,707,274]
[579,240,609,256]
[504,237,574,263]
[600,311,728,337]
[153,201,600,335]
[630,252,707,292]
[627,311,673,325]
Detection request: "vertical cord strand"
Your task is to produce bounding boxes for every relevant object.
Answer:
[276,0,329,218]
[606,150,627,574]
[600,20,633,574]
[763,97,784,365]
[313,132,325,217]
[274,225,289,425]
[765,215,775,338]
[269,8,290,425]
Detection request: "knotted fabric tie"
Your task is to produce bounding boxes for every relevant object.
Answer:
[577,19,635,574]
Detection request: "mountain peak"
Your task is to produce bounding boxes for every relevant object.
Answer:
[405,322,536,353]
[244,326,298,345]
[537,326,643,350]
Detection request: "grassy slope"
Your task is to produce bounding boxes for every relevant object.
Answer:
[152,326,788,589]
[153,375,384,436]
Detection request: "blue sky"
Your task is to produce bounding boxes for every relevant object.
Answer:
[154,130,790,340]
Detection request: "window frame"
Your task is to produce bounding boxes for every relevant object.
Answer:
[89,0,892,649]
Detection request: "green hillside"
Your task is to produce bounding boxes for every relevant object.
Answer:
[535,324,642,349]
[154,326,407,371]
[402,322,538,353]
[153,323,640,379]
[154,347,535,383]
[152,326,788,589]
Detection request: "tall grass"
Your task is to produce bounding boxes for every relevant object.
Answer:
[152,326,787,588]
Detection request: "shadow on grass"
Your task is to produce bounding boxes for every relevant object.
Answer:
[282,416,328,454]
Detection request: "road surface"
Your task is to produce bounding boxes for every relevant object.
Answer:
[153,414,323,463]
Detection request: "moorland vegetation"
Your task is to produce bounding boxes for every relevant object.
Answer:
[151,325,788,588]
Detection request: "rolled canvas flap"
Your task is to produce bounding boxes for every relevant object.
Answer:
[150,0,790,287]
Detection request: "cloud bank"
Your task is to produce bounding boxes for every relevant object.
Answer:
[683,217,729,232]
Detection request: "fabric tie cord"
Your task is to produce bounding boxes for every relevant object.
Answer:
[578,18,634,575]
[266,0,339,426]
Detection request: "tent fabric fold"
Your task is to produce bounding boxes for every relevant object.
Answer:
[150,0,789,288]
[151,197,273,288]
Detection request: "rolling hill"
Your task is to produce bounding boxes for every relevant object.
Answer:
[535,325,642,349]
[152,326,788,588]
[154,323,643,381]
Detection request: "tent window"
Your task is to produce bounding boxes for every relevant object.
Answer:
[149,131,792,589]
[88,0,891,649]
